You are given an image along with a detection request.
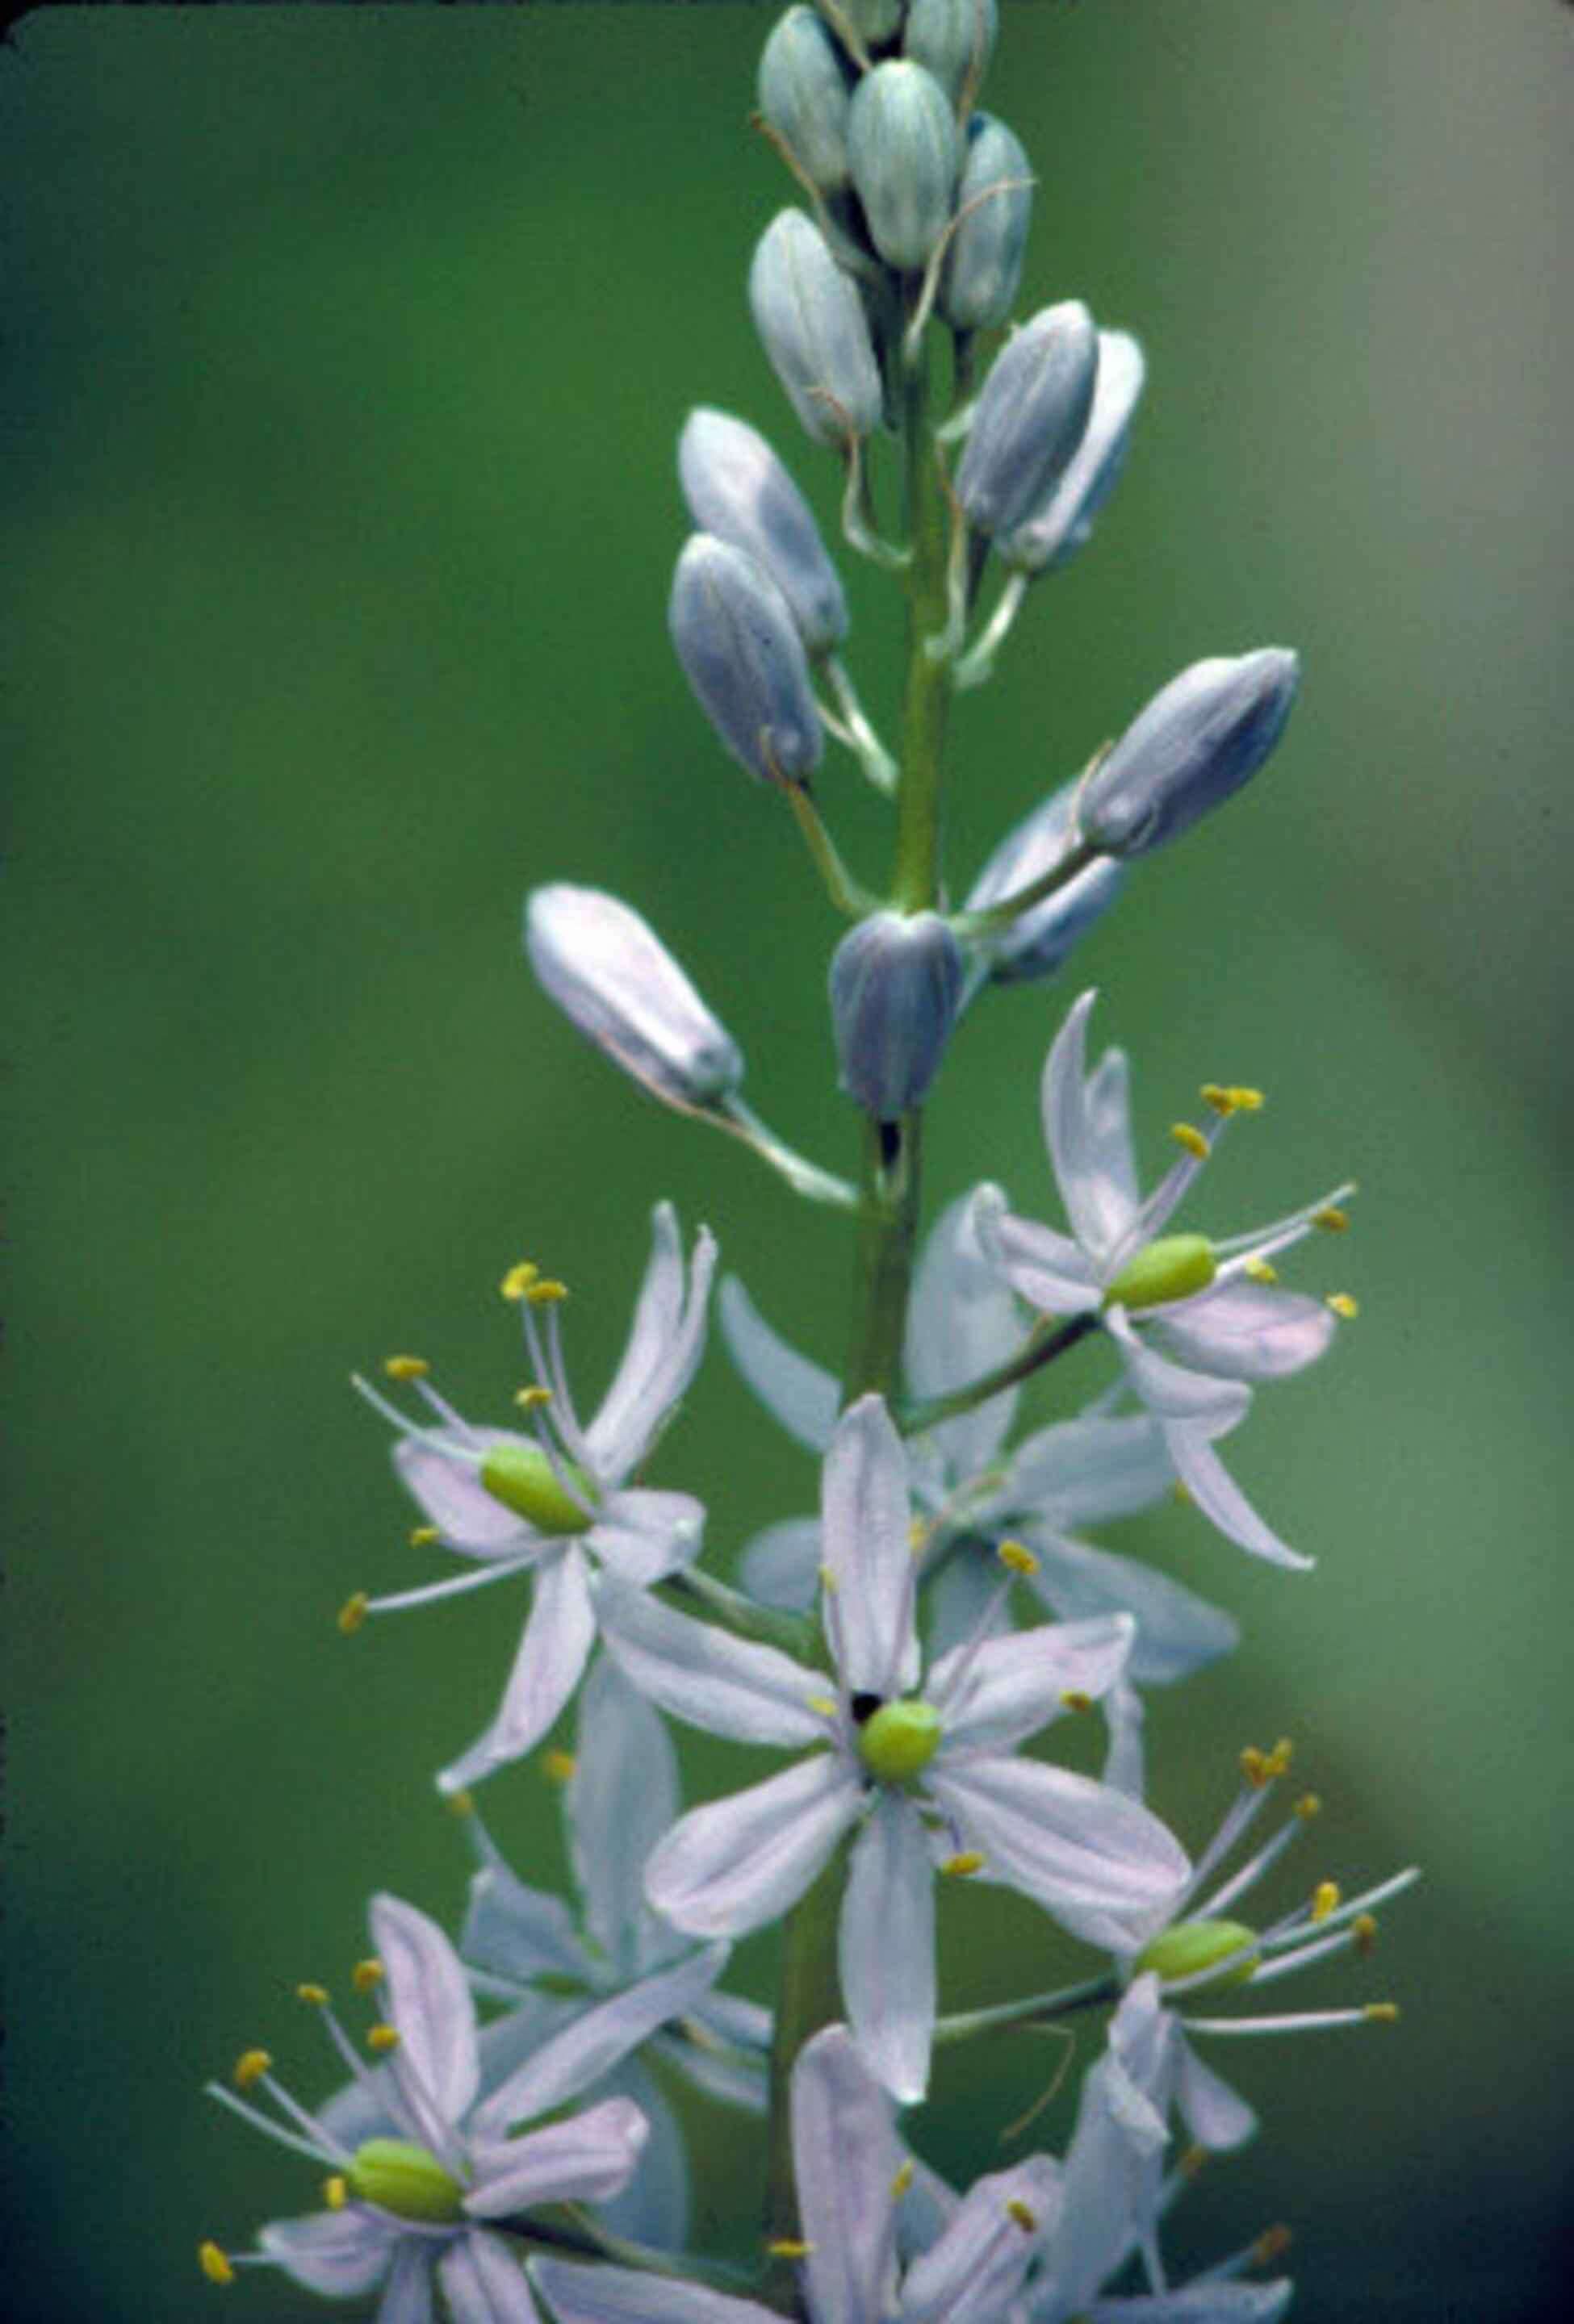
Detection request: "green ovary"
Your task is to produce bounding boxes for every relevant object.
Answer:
[348,2138,466,2223]
[857,1699,942,1783]
[1105,1233,1216,1312]
[1133,1916,1260,1989]
[479,1442,596,1534]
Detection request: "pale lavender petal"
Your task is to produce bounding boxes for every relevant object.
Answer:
[1105,1314,1251,1433]
[840,1794,936,2103]
[1003,1413,1174,1528]
[461,1864,589,1989]
[591,2058,689,2251]
[792,2025,902,2324]
[584,1207,716,1478]
[439,1548,598,1794]
[718,1276,839,1452]
[533,2259,778,2324]
[925,1544,1012,1661]
[437,2231,543,2324]
[693,1988,773,2053]
[926,1758,1190,1950]
[1102,1675,1148,1799]
[822,1394,919,1697]
[395,1430,534,1557]
[905,1191,1024,1478]
[655,2023,768,2116]
[1165,1427,1313,1571]
[971,1183,1103,1315]
[930,1614,1134,1751]
[257,2209,398,2299]
[738,1516,823,1612]
[1174,2034,1258,2152]
[591,1490,705,1585]
[466,2097,650,2216]
[644,1754,864,1937]
[1145,1280,1335,1381]
[1023,1534,1239,1687]
[1044,993,1141,1261]
[369,1894,479,2130]
[377,2241,437,2324]
[1086,2287,1293,2324]
[596,1578,827,1746]
[901,2154,1061,2323]
[568,1656,680,1974]
[475,1947,728,2134]
[583,1204,685,1460]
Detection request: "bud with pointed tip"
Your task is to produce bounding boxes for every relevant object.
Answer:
[1079,649,1300,858]
[848,61,961,271]
[669,533,824,784]
[759,6,855,193]
[749,210,885,448]
[903,0,998,107]
[1001,328,1146,573]
[829,909,965,1120]
[964,776,1124,984]
[956,301,1099,539]
[940,111,1032,333]
[525,883,744,1110]
[678,408,848,654]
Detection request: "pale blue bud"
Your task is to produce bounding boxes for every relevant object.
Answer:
[749,210,885,447]
[669,533,824,784]
[939,111,1032,333]
[1000,329,1146,572]
[904,0,998,107]
[678,407,848,654]
[525,884,744,1108]
[963,777,1125,984]
[956,301,1099,539]
[759,7,855,193]
[817,0,904,50]
[829,909,964,1119]
[848,61,961,271]
[1079,650,1301,857]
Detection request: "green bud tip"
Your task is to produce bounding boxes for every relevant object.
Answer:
[1133,1916,1260,1990]
[479,1442,596,1535]
[857,1698,943,1783]
[347,2138,466,2224]
[1104,1232,1216,1312]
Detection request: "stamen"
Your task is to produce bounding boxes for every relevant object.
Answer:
[234,2049,272,2091]
[409,1526,440,1549]
[1254,2226,1294,2268]
[1366,2002,1400,2022]
[353,1958,384,1993]
[1311,1881,1341,1922]
[1170,1122,1209,1160]
[205,2078,337,2165]
[447,1790,475,1819]
[199,2242,235,2286]
[1060,1690,1093,1714]
[1244,1257,1279,1285]
[890,2159,915,2200]
[543,1749,577,1784]
[383,1356,429,1381]
[526,1278,568,1306]
[1354,1912,1378,1957]
[500,1262,538,1302]
[352,1557,537,1620]
[1183,2004,1392,2035]
[514,1386,553,1411]
[1171,1480,1192,1505]
[368,2025,400,2054]
[1197,1811,1306,1920]
[295,1983,329,2008]
[1296,1793,1321,1820]
[1328,1293,1359,1319]
[1200,1083,1264,1118]
[766,2238,814,2259]
[907,1517,929,1553]
[998,1538,1039,1577]
[337,1594,369,1635]
[1006,2198,1038,2232]
[1312,1206,1350,1232]
[324,2176,347,2210]
[806,1695,840,1720]
[1181,2145,1208,2181]
[941,1851,986,1878]
[1212,1180,1357,1267]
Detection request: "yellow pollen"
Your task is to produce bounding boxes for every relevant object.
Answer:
[1365,2001,1400,2023]
[1313,1206,1350,1233]
[1328,1293,1359,1319]
[199,2242,235,2286]
[409,1526,440,1549]
[1170,1122,1209,1160]
[806,1695,840,1720]
[1254,2226,1293,2267]
[526,1278,568,1306]
[998,1538,1039,1577]
[940,1850,986,1878]
[1240,1746,1271,1788]
[1006,2199,1039,2233]
[383,1355,429,1381]
[446,1791,475,1820]
[1199,1083,1234,1116]
[1312,1881,1340,1921]
[818,1563,839,1595]
[352,1958,384,1993]
[1244,1257,1279,1285]
[368,2025,401,2054]
[295,1983,329,2008]
[543,1749,577,1784]
[337,1592,370,1636]
[890,2159,915,2200]
[233,2049,271,2091]
[1229,1085,1265,1111]
[766,2238,814,2259]
[500,1262,538,1301]
[514,1385,553,1411]
[324,2176,347,2211]
[1171,1481,1192,1507]
[907,1517,929,1553]
[1354,1912,1378,1956]
[1061,1690,1093,1715]
[1295,1792,1322,1820]
[1180,2144,1209,2181]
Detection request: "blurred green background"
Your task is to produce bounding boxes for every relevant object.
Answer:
[3,3,1570,2318]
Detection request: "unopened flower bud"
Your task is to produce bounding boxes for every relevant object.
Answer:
[678,408,848,654]
[903,0,998,107]
[848,61,961,271]
[964,776,1124,984]
[749,209,885,448]
[669,533,823,784]
[759,6,855,192]
[1000,329,1146,572]
[939,111,1032,333]
[829,909,964,1119]
[525,883,744,1110]
[956,301,1099,538]
[1079,649,1300,857]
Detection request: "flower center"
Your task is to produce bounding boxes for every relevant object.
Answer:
[1133,1916,1260,1990]
[856,1697,942,1783]
[479,1442,596,1535]
[347,2137,467,2223]
[1105,1231,1216,1311]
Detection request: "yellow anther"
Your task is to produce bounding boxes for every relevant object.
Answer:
[1061,1690,1093,1715]
[907,1517,929,1553]
[1313,1206,1350,1233]
[514,1385,553,1411]
[818,1563,839,1595]
[1254,2225,1293,2267]
[1170,1122,1209,1160]
[1006,2198,1039,2234]
[1265,1737,1294,1777]
[1295,1792,1322,1820]
[383,1355,429,1381]
[409,1525,440,1549]
[352,1958,384,1993]
[1365,2001,1400,2023]
[542,1749,577,1785]
[1199,1083,1235,1116]
[1170,1480,1192,1507]
[367,2024,401,2054]
[1240,1746,1271,1788]
[890,2159,915,2200]
[940,1850,986,1878]
[233,2049,272,2091]
[337,1592,370,1636]
[199,2242,235,2286]
[1180,2144,1209,2181]
[324,2176,347,2211]
[1311,1881,1341,1922]
[1328,1292,1359,1319]
[1244,1256,1279,1285]
[295,1983,329,2008]
[806,1695,840,1720]
[500,1262,538,1302]
[1354,1912,1379,1957]
[446,1789,475,1818]
[526,1278,568,1306]
[1229,1085,1265,1112]
[766,2238,814,2259]
[998,1538,1039,1578]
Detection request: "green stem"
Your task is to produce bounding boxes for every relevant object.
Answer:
[931,1970,1120,2046]
[761,1834,852,2293]
[659,1566,819,1663]
[898,1308,1102,1435]
[892,326,953,915]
